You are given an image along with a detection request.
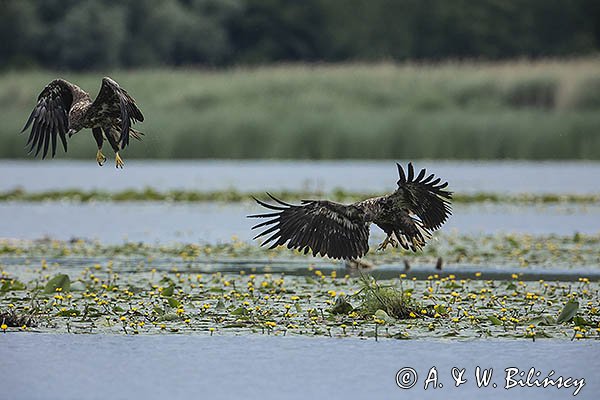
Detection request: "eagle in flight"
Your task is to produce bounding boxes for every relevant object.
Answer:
[21,77,144,168]
[249,163,452,260]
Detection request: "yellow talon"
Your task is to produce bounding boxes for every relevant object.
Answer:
[377,235,397,251]
[96,150,107,166]
[115,152,124,169]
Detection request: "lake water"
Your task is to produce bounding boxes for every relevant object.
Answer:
[2,160,600,194]
[2,160,599,243]
[2,161,598,399]
[1,334,597,400]
[1,201,598,243]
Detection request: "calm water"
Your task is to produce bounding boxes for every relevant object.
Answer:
[1,334,597,400]
[1,160,598,243]
[2,160,600,194]
[1,202,598,243]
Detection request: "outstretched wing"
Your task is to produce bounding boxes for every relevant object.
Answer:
[395,162,452,230]
[249,194,371,260]
[21,79,73,158]
[88,77,144,149]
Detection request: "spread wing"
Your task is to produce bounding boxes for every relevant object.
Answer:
[88,77,144,149]
[249,194,371,260]
[395,162,452,230]
[21,79,73,158]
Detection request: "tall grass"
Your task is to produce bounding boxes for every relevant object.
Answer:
[1,58,599,159]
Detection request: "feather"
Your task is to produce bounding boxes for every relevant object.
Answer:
[249,195,370,260]
[21,79,75,159]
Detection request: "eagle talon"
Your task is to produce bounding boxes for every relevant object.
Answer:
[96,150,107,166]
[377,235,397,251]
[115,152,124,169]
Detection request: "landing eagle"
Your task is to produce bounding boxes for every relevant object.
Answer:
[249,163,452,260]
[21,77,144,168]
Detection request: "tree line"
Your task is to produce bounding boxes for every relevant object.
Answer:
[2,0,599,70]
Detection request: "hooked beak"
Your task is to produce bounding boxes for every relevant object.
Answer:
[67,129,77,137]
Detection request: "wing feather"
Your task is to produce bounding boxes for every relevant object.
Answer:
[88,77,144,150]
[395,163,452,230]
[249,195,370,260]
[21,79,73,159]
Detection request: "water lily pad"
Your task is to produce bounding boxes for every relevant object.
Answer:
[43,274,70,294]
[556,301,579,324]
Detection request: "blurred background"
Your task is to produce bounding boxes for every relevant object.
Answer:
[1,0,599,160]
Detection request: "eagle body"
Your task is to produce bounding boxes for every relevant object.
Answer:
[21,77,144,167]
[249,163,452,260]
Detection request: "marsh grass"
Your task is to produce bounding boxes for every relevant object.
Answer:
[357,275,421,319]
[0,309,37,328]
[1,58,599,159]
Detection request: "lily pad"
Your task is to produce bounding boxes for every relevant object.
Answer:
[43,274,71,294]
[556,301,579,324]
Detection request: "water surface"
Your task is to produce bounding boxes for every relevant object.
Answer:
[2,202,598,243]
[2,160,600,194]
[1,334,596,400]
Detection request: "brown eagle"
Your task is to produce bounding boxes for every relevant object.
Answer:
[21,77,144,168]
[249,163,452,260]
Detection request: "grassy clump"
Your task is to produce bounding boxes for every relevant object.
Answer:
[358,276,420,320]
[1,59,599,160]
[0,310,36,328]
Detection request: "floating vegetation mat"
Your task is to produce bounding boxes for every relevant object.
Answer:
[0,262,598,339]
[0,234,598,339]
[1,232,599,270]
[1,188,599,205]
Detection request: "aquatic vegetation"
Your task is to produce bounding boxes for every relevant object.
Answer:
[0,188,599,205]
[0,254,597,339]
[1,232,599,270]
[0,309,36,328]
[356,275,421,319]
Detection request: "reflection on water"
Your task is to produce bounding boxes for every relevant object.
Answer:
[1,202,598,243]
[2,160,600,194]
[1,334,598,400]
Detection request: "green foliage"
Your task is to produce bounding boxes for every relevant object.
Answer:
[329,296,353,315]
[1,0,599,70]
[1,188,599,204]
[556,300,579,324]
[43,274,71,294]
[358,276,420,320]
[1,61,600,159]
[0,279,26,292]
